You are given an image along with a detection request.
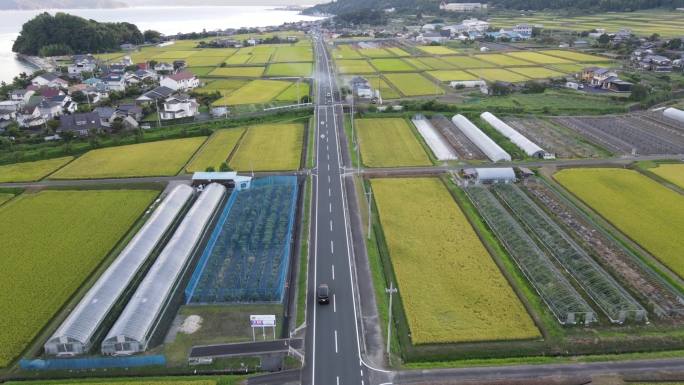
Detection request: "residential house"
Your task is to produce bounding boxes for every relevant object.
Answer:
[37,99,64,120]
[604,78,633,92]
[93,106,116,127]
[421,24,440,32]
[68,55,97,77]
[0,106,17,130]
[115,104,143,121]
[85,83,110,103]
[107,64,128,74]
[136,86,175,104]
[513,24,534,37]
[573,40,589,48]
[173,60,187,70]
[101,73,126,92]
[418,32,448,44]
[154,62,174,72]
[591,68,618,86]
[17,105,46,128]
[640,55,673,72]
[160,94,199,120]
[9,89,35,105]
[58,112,104,136]
[612,29,633,43]
[84,77,104,87]
[125,69,157,86]
[439,2,487,11]
[160,71,199,91]
[50,94,77,114]
[31,73,68,89]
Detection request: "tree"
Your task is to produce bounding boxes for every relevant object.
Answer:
[219,162,231,172]
[205,166,216,172]
[71,91,87,103]
[597,34,611,46]
[668,38,682,49]
[47,119,60,132]
[630,84,650,101]
[143,30,162,43]
[649,33,660,42]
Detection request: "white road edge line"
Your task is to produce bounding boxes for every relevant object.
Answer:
[333,293,337,312]
[332,264,335,280]
[334,330,338,353]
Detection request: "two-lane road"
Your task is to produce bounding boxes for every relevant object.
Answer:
[303,33,365,385]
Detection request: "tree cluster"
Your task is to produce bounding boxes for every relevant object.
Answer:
[13,12,146,56]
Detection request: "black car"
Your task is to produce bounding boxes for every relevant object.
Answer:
[317,283,330,304]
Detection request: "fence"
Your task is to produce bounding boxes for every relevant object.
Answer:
[20,355,165,371]
[186,176,298,303]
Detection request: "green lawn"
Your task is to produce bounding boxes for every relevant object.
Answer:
[51,138,206,179]
[0,189,157,367]
[0,157,73,182]
[356,118,432,167]
[229,123,304,171]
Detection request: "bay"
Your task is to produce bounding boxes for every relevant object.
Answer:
[0,5,323,83]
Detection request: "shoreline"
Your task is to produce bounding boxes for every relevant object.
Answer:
[16,54,54,73]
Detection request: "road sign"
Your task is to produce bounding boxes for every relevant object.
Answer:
[250,315,276,328]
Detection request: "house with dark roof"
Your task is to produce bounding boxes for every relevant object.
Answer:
[136,86,175,104]
[68,55,97,77]
[115,104,143,121]
[9,89,35,105]
[32,73,68,89]
[93,106,116,127]
[160,71,199,91]
[101,73,126,92]
[58,112,104,136]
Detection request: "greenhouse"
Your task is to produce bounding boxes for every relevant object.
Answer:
[44,185,194,356]
[480,112,546,158]
[185,176,298,303]
[101,183,226,355]
[663,107,684,124]
[451,114,511,162]
[411,115,457,161]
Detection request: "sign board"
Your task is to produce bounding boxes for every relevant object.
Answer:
[250,315,276,328]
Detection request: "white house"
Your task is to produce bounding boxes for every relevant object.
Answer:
[160,94,199,120]
[102,74,126,92]
[439,2,487,11]
[9,89,35,105]
[160,71,199,91]
[68,55,97,77]
[32,73,68,89]
[513,24,534,37]
[418,33,448,44]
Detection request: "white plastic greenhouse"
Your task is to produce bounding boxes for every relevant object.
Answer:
[480,112,546,158]
[43,185,194,356]
[663,107,684,124]
[101,183,226,355]
[451,114,511,162]
[412,115,457,161]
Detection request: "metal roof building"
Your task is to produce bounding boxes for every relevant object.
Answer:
[464,167,516,183]
[101,183,226,355]
[664,107,684,124]
[451,114,511,162]
[480,112,546,158]
[44,185,194,356]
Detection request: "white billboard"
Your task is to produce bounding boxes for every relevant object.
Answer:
[250,315,276,328]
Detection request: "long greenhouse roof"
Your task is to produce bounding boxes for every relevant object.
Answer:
[103,183,226,346]
[46,185,194,347]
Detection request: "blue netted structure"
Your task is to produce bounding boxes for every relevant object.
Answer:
[186,176,298,303]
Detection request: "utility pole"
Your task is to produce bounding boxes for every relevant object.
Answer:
[385,282,398,360]
[154,98,161,128]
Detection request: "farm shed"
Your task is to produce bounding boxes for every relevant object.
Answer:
[411,115,457,161]
[463,167,516,183]
[664,107,684,124]
[192,172,252,191]
[480,112,546,158]
[101,183,226,355]
[451,114,511,162]
[44,185,194,356]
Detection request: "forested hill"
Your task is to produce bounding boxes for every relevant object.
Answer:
[306,0,684,15]
[12,13,144,56]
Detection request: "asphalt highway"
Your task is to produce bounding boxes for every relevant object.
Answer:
[301,33,367,385]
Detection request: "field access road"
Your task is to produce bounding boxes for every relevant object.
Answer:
[302,32,369,385]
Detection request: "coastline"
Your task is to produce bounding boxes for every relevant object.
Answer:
[16,54,53,73]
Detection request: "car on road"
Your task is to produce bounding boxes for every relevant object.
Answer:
[317,283,330,304]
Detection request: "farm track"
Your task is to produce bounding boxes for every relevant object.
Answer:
[430,114,486,160]
[505,117,600,158]
[524,180,684,318]
[554,116,684,155]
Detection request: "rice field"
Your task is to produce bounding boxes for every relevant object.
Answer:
[355,118,432,167]
[0,157,73,183]
[336,59,376,74]
[271,45,313,62]
[384,73,444,96]
[197,79,250,95]
[414,57,455,70]
[508,67,566,79]
[386,47,411,56]
[185,56,227,67]
[427,70,479,82]
[370,58,417,72]
[372,178,540,344]
[506,51,574,64]
[212,79,293,105]
[265,62,313,77]
[358,47,394,58]
[555,168,684,279]
[0,194,14,205]
[402,58,434,70]
[416,46,459,55]
[541,50,608,62]
[229,123,303,171]
[51,138,206,179]
[440,56,496,69]
[468,68,531,83]
[274,81,311,102]
[475,53,533,66]
[649,163,684,189]
[0,189,157,367]
[186,128,246,172]
[333,45,363,59]
[208,67,265,78]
